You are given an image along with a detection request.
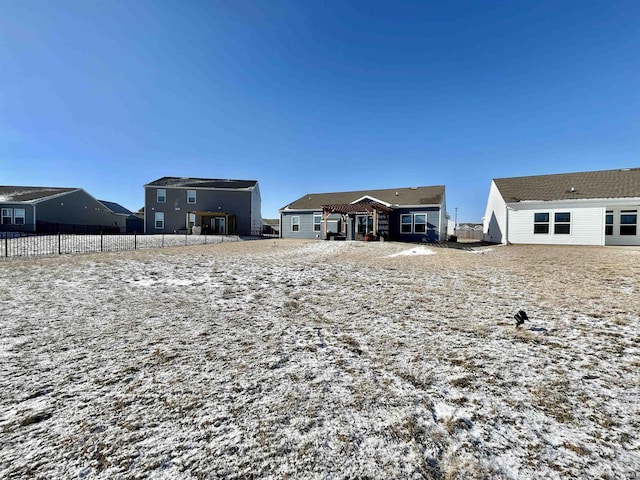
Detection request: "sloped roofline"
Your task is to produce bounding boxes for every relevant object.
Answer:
[493,168,640,203]
[280,185,445,211]
[0,186,81,204]
[144,177,258,189]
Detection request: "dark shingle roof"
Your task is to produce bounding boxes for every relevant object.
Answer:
[494,168,640,203]
[145,177,258,189]
[99,200,133,215]
[282,185,445,210]
[0,186,77,202]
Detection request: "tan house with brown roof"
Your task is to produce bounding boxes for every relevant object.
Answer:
[483,168,640,246]
[280,185,447,242]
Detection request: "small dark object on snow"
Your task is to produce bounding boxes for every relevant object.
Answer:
[514,310,528,328]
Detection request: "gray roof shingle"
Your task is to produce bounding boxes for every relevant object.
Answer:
[282,185,445,210]
[495,168,640,203]
[145,177,258,189]
[0,186,77,203]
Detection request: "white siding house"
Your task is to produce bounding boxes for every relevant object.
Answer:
[483,168,640,246]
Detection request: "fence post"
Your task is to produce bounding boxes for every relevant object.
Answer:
[134,232,137,250]
[100,232,103,252]
[58,232,61,255]
[185,232,188,246]
[4,233,7,257]
[162,233,164,248]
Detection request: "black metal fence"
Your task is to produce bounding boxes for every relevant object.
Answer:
[0,232,241,259]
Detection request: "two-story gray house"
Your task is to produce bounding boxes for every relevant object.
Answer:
[0,185,137,233]
[143,177,262,236]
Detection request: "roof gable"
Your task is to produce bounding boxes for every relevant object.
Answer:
[494,168,640,203]
[0,186,78,203]
[145,177,257,189]
[282,185,445,211]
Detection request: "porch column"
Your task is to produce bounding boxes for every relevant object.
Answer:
[372,208,378,235]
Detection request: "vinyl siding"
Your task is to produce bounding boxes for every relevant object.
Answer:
[483,181,507,243]
[145,187,254,235]
[507,204,604,246]
[390,207,441,242]
[281,212,342,239]
[605,206,640,246]
[37,190,126,231]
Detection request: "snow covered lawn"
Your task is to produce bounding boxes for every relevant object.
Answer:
[1,240,638,479]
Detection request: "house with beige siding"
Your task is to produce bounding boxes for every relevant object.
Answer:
[483,168,640,246]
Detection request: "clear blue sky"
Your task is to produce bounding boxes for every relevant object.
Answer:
[1,1,638,222]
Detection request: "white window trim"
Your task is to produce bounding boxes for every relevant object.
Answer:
[400,214,413,234]
[2,208,12,225]
[533,212,550,234]
[620,210,637,236]
[187,190,196,204]
[13,208,26,225]
[605,211,614,236]
[553,212,571,235]
[413,214,427,234]
[155,212,165,229]
[157,189,166,203]
[291,216,300,232]
[313,212,322,232]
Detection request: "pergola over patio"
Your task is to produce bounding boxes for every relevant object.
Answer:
[321,201,392,239]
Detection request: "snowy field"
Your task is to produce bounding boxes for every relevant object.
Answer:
[0,233,240,258]
[1,239,638,479]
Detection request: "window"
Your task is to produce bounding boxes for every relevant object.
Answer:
[605,211,613,236]
[414,214,427,234]
[313,213,322,232]
[291,216,300,232]
[155,212,164,229]
[400,214,412,233]
[188,213,195,229]
[187,190,196,204]
[534,212,549,234]
[620,210,637,236]
[157,189,166,203]
[13,208,25,225]
[554,212,571,234]
[356,215,373,235]
[2,208,12,225]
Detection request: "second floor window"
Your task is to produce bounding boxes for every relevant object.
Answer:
[187,190,196,204]
[157,189,166,203]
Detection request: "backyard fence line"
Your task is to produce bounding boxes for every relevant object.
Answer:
[0,232,241,259]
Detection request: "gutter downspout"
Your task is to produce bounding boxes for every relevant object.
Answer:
[504,205,509,245]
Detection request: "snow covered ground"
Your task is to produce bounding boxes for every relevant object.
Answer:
[1,239,638,479]
[0,233,240,258]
